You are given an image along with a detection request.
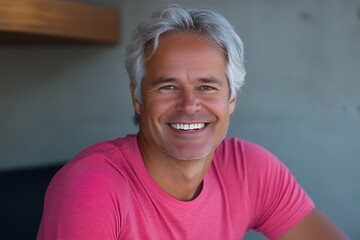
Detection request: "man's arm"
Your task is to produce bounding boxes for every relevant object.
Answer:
[278,208,348,240]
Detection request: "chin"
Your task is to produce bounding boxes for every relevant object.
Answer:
[162,147,215,161]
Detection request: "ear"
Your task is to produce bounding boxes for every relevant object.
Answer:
[130,84,141,116]
[229,94,237,115]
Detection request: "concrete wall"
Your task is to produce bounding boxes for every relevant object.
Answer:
[0,0,359,238]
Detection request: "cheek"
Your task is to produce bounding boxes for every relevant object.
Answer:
[142,96,174,119]
[202,96,231,114]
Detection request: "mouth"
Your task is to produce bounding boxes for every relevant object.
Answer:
[169,123,206,131]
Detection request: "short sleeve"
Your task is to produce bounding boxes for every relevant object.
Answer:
[244,141,315,239]
[37,152,129,240]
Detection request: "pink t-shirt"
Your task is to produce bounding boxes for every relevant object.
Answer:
[37,134,314,240]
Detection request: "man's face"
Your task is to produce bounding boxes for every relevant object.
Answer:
[132,32,236,161]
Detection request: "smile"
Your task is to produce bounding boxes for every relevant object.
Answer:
[170,123,206,131]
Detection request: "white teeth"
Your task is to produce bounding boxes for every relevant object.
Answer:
[170,123,205,131]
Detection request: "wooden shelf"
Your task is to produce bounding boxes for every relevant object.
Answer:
[0,0,120,44]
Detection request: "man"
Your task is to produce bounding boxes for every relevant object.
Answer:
[38,5,348,239]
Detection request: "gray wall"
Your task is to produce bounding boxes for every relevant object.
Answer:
[0,0,358,239]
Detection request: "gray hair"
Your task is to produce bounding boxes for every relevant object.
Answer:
[125,4,246,103]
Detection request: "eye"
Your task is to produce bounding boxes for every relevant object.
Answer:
[199,85,216,91]
[159,85,177,91]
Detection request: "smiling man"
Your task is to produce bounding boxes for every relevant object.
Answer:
[38,5,348,240]
[133,32,235,201]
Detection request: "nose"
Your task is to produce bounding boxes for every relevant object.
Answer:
[175,88,201,114]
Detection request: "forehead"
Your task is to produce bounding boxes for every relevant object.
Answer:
[144,32,227,81]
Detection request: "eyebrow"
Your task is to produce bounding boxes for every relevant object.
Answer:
[198,77,224,86]
[149,77,177,88]
[150,76,224,87]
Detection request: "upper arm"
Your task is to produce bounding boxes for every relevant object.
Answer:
[37,157,128,240]
[245,141,315,238]
[277,208,348,240]
[243,142,347,239]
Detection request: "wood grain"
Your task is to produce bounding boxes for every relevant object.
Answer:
[0,0,120,44]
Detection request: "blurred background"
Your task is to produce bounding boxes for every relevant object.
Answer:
[0,0,359,239]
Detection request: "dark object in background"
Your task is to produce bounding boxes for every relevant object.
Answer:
[0,164,63,240]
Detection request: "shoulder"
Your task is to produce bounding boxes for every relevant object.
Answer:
[70,134,138,164]
[215,137,281,169]
[39,136,138,239]
[47,134,139,202]
[216,137,274,156]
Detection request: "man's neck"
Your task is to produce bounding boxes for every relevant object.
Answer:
[151,159,210,201]
[138,137,213,201]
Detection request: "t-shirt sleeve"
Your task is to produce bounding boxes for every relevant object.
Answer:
[37,152,128,240]
[244,140,315,239]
